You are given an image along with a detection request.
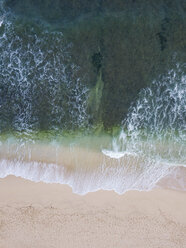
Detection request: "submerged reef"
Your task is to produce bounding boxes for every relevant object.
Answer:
[1,0,186,131]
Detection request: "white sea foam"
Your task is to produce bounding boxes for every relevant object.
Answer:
[102,149,137,159]
[1,156,184,195]
[0,13,89,131]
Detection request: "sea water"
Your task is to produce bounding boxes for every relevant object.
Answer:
[0,1,185,194]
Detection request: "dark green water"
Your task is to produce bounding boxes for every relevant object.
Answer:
[1,0,186,131]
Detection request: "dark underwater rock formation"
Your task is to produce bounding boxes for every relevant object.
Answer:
[3,0,186,130]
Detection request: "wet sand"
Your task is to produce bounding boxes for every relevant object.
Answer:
[0,176,186,248]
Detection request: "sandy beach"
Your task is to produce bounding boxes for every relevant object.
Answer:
[0,176,185,248]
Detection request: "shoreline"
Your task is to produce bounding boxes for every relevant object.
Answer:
[0,157,186,195]
[0,176,186,248]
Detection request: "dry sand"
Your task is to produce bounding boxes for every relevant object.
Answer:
[0,176,185,248]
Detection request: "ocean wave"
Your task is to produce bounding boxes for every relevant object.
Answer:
[0,151,185,195]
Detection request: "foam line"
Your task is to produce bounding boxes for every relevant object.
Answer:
[0,159,185,195]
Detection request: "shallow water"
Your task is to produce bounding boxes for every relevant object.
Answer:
[0,133,185,194]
